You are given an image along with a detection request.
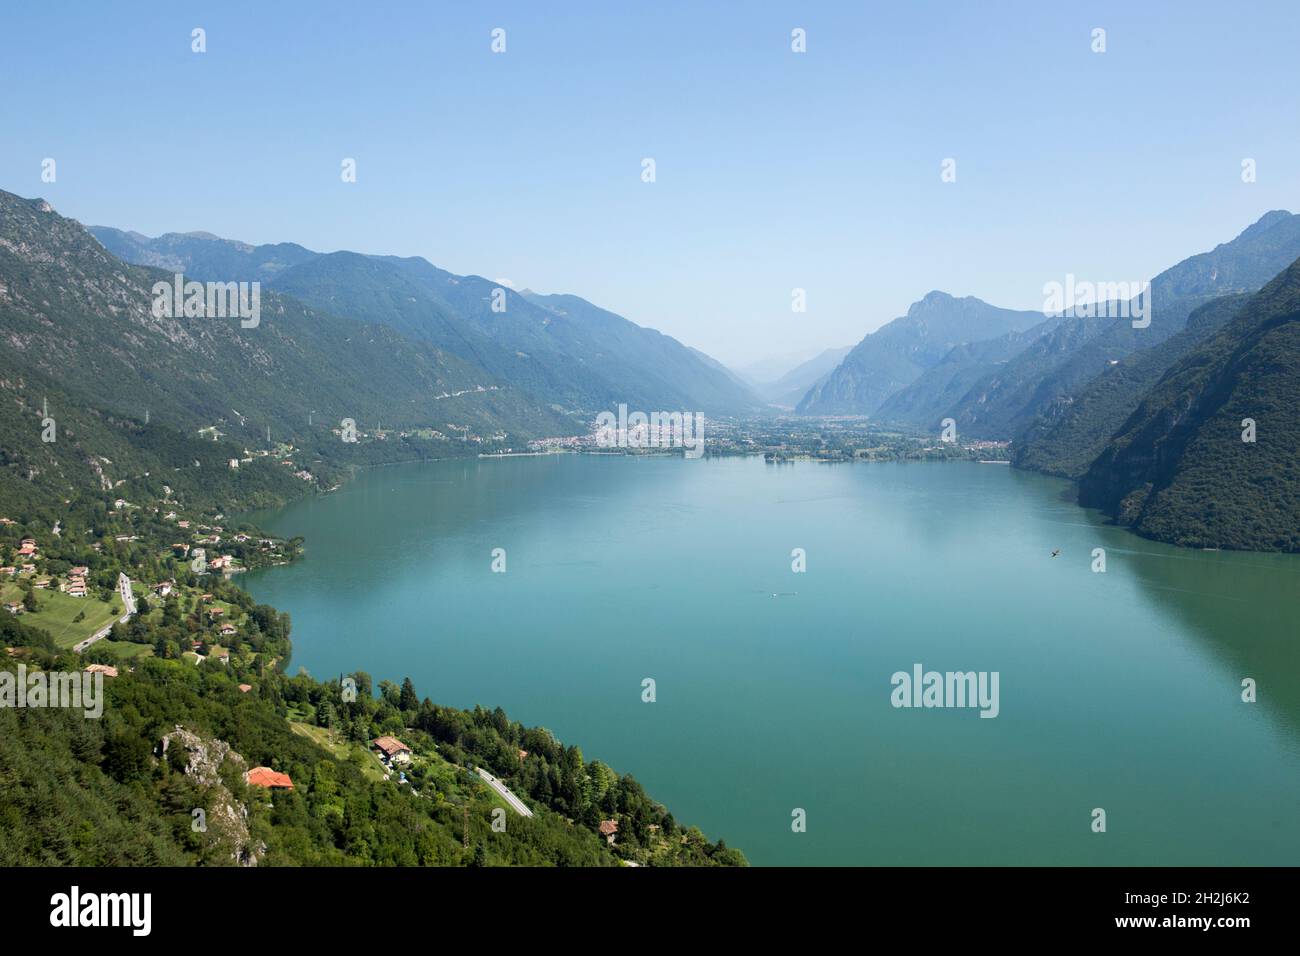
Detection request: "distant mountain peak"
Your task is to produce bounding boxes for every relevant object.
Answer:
[1236,209,1295,243]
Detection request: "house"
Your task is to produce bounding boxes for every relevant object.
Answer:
[63,579,87,597]
[518,749,528,761]
[70,566,88,576]
[211,647,230,664]
[177,520,190,529]
[220,624,237,637]
[372,736,413,764]
[208,607,225,619]
[0,567,15,577]
[84,663,119,678]
[238,683,252,693]
[244,767,293,790]
[172,543,190,556]
[0,517,15,526]
[32,577,51,589]
[598,819,619,845]
[20,564,36,574]
[17,538,37,556]
[154,581,173,597]
[3,601,23,615]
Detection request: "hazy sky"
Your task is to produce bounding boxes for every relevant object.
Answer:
[4,1,1299,368]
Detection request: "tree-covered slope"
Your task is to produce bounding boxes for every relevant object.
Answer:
[89,226,762,417]
[0,657,745,867]
[1077,257,1300,551]
[1013,293,1249,478]
[3,191,571,448]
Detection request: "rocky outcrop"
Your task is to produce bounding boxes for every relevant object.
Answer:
[159,725,265,866]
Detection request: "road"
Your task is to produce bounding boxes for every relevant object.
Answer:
[73,572,135,653]
[476,767,534,817]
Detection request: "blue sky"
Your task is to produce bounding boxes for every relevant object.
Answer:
[4,1,1299,368]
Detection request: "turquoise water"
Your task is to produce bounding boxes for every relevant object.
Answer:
[240,455,1300,865]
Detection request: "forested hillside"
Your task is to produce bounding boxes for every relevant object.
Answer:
[1013,293,1249,478]
[1077,257,1300,551]
[91,225,761,417]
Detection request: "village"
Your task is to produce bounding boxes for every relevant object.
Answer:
[0,489,297,670]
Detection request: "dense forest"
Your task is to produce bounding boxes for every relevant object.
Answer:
[1077,256,1300,552]
[0,653,744,866]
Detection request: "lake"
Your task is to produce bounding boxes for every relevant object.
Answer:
[240,454,1300,865]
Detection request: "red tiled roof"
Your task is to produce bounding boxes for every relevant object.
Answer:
[372,735,411,756]
[599,819,618,835]
[245,767,293,789]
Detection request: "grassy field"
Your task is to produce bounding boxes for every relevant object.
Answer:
[289,721,388,782]
[101,640,154,660]
[1,584,121,649]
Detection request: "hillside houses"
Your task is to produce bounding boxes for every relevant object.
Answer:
[60,576,87,597]
[372,736,412,765]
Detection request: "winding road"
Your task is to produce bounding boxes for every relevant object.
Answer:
[476,767,534,817]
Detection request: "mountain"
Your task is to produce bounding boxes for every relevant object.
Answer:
[874,318,1064,430]
[89,228,761,417]
[947,211,1300,439]
[1012,293,1249,477]
[752,346,852,408]
[736,353,817,384]
[519,290,761,413]
[686,346,757,395]
[1077,257,1300,552]
[796,293,1045,415]
[0,190,574,513]
[91,226,316,282]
